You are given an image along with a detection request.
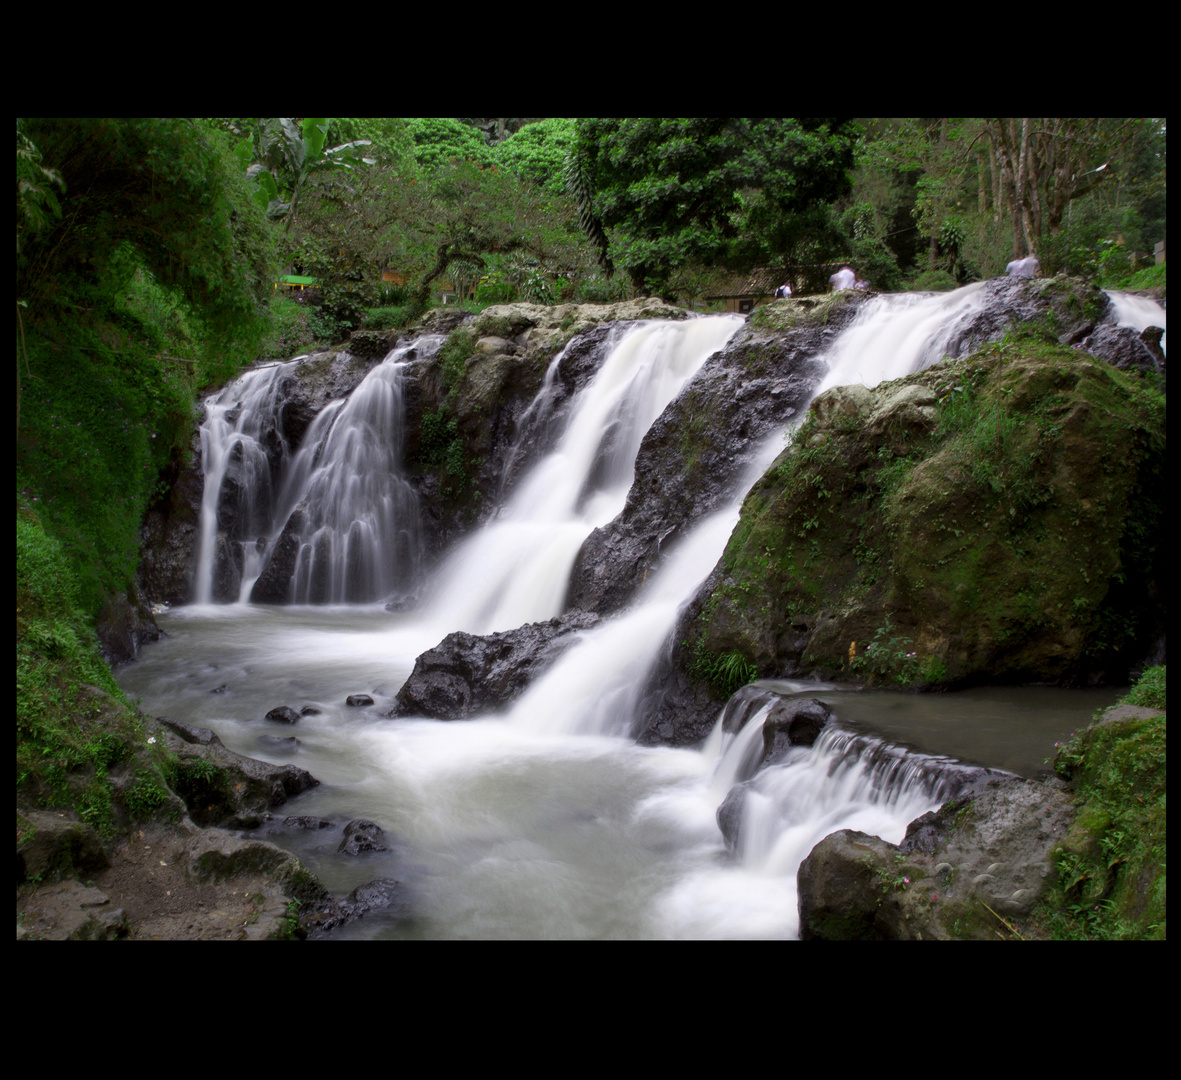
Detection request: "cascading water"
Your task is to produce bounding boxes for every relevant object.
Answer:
[1105,288,1167,355]
[418,316,742,636]
[118,290,1138,938]
[194,342,426,605]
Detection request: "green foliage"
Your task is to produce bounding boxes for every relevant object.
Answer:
[1123,665,1165,709]
[364,305,411,331]
[1104,260,1166,292]
[17,502,170,833]
[848,619,926,685]
[1038,667,1166,939]
[493,118,577,193]
[571,117,858,294]
[20,118,274,364]
[438,328,476,395]
[909,269,958,292]
[403,117,493,170]
[689,643,759,698]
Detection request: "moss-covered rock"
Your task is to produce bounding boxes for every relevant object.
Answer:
[686,340,1165,694]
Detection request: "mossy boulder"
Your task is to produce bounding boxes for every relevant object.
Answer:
[684,340,1165,697]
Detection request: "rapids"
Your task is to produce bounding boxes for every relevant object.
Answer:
[118,287,1157,938]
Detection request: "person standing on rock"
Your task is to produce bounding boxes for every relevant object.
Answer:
[1005,255,1040,278]
[829,266,856,291]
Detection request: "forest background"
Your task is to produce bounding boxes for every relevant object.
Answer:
[15,117,1165,841]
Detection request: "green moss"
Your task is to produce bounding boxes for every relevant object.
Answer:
[1034,667,1166,939]
[17,500,176,835]
[691,343,1164,689]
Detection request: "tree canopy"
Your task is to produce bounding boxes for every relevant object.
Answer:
[568,117,859,293]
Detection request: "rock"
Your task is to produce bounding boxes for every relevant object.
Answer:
[17,810,110,884]
[338,819,389,855]
[282,816,335,830]
[761,697,831,764]
[157,717,319,829]
[716,783,751,855]
[265,706,301,724]
[797,773,1077,940]
[675,331,1165,722]
[258,735,301,752]
[15,879,128,941]
[1078,324,1165,376]
[391,611,602,719]
[346,694,374,707]
[249,504,307,603]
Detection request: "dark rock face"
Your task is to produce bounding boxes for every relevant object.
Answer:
[338,819,389,855]
[391,611,602,720]
[265,706,301,724]
[139,427,205,607]
[761,697,831,763]
[95,588,161,667]
[249,505,306,603]
[797,773,1076,940]
[346,694,374,707]
[566,296,867,616]
[158,718,319,829]
[1078,324,1166,377]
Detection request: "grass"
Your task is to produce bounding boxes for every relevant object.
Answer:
[1033,665,1166,939]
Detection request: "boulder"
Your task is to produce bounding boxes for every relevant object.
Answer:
[158,718,319,828]
[338,819,389,856]
[391,611,602,719]
[797,773,1076,940]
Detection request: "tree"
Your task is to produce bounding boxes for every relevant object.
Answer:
[493,118,576,193]
[402,117,493,170]
[568,118,858,294]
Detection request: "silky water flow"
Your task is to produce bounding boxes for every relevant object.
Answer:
[119,289,1159,938]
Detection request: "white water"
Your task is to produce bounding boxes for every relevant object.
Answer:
[1105,289,1166,356]
[419,316,742,636]
[120,290,1140,938]
[194,341,428,606]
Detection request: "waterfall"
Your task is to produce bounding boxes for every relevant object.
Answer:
[194,343,425,605]
[1105,289,1167,355]
[418,316,743,636]
[193,361,298,604]
[128,285,1114,938]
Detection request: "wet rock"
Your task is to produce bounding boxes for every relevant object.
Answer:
[716,784,751,855]
[282,816,335,830]
[258,735,301,752]
[338,819,389,855]
[157,718,319,829]
[391,611,602,720]
[299,706,322,716]
[761,697,831,764]
[265,706,301,724]
[798,773,1076,940]
[1078,324,1165,377]
[249,505,307,603]
[346,694,374,707]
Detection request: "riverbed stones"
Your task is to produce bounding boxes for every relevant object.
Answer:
[346,694,374,707]
[338,819,389,855]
